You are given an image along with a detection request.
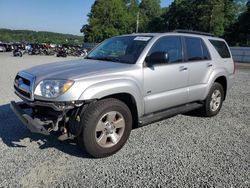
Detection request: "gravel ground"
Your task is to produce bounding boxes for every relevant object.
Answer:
[0,52,249,187]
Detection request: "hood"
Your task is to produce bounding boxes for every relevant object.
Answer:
[24,59,134,82]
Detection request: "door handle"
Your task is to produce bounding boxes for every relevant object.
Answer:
[207,63,213,67]
[179,66,188,71]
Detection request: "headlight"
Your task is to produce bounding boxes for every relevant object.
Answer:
[34,80,74,98]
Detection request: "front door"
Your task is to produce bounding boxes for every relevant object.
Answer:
[143,36,189,114]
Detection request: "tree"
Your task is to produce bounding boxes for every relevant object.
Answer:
[81,0,161,41]
[224,1,250,46]
[125,0,140,33]
[206,0,225,36]
[81,0,247,44]
[81,0,130,42]
[139,0,161,32]
[165,0,197,31]
[163,0,242,36]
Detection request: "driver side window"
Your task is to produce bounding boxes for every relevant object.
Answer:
[149,36,183,63]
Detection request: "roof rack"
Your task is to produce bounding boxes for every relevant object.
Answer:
[173,29,215,37]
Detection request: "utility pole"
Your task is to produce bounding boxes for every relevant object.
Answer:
[136,12,139,33]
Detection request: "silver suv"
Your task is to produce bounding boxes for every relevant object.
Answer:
[11,30,235,157]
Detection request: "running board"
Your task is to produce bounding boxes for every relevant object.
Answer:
[139,102,203,126]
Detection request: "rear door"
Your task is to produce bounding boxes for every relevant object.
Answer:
[183,37,213,102]
[143,36,189,114]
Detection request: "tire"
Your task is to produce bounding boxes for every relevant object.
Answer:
[201,82,224,117]
[77,98,132,158]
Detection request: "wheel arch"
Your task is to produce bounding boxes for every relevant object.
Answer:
[214,76,227,100]
[204,69,228,101]
[102,93,139,129]
[78,80,144,128]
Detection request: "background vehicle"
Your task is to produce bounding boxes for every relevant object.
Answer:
[11,30,235,158]
[0,43,6,52]
[2,43,12,52]
[13,48,22,57]
[56,47,67,57]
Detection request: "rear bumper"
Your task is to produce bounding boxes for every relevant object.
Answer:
[10,101,50,135]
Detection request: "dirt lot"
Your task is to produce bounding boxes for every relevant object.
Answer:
[0,52,249,187]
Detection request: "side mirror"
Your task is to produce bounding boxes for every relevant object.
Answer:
[145,52,169,66]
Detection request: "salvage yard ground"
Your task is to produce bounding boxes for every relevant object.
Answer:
[0,52,249,187]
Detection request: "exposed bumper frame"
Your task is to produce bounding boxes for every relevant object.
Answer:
[10,101,50,135]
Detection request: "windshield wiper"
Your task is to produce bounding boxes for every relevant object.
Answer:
[85,56,96,60]
[99,57,121,62]
[87,56,121,62]
[86,56,132,64]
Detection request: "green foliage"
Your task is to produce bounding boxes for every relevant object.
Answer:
[125,0,140,33]
[82,0,161,42]
[165,0,197,31]
[139,0,161,32]
[0,29,83,45]
[224,2,250,46]
[82,0,130,43]
[81,0,248,46]
[164,0,243,36]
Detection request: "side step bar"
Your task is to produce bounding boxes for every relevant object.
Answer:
[139,102,203,126]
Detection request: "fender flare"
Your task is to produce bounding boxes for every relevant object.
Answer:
[78,79,144,117]
[203,68,228,100]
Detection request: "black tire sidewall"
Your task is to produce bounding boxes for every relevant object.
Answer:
[79,99,132,158]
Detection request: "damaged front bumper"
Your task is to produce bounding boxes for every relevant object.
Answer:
[10,101,51,135]
[10,99,87,139]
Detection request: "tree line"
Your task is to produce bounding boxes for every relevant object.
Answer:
[81,0,250,46]
[0,29,83,45]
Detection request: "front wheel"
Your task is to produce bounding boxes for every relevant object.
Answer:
[201,82,224,117]
[77,98,132,158]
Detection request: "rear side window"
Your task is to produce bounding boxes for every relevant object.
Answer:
[209,40,231,58]
[185,37,210,61]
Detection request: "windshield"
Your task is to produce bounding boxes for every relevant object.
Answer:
[86,36,152,64]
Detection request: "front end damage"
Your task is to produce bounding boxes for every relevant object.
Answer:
[10,99,88,140]
[11,71,89,140]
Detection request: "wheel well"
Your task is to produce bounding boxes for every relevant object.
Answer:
[214,76,227,100]
[102,93,139,129]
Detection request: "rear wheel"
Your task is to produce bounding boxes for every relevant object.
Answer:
[201,82,224,117]
[77,98,132,158]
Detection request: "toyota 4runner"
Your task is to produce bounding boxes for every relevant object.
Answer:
[11,30,235,158]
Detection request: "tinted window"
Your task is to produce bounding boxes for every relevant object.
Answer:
[209,40,231,58]
[185,37,207,61]
[149,36,183,63]
[201,41,210,60]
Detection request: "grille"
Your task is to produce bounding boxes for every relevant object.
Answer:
[14,85,31,99]
[14,72,35,101]
[15,75,31,86]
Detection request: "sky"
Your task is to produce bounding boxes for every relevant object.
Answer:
[0,0,173,36]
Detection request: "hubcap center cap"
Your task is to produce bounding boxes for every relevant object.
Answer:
[106,122,115,134]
